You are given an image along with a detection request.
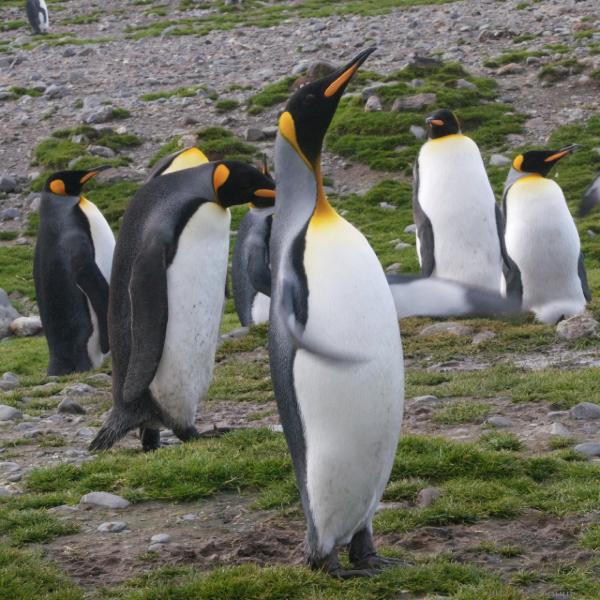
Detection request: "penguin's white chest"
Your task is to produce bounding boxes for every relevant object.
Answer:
[417,135,502,291]
[293,213,404,552]
[79,199,115,367]
[505,177,585,322]
[251,292,270,325]
[150,203,230,427]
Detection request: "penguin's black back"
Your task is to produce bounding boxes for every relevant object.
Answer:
[34,198,95,374]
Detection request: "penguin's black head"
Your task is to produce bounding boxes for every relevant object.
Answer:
[425,109,461,139]
[512,145,577,177]
[44,166,111,197]
[279,47,376,170]
[212,161,275,209]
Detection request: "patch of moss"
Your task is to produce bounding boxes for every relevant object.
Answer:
[9,87,42,98]
[247,76,298,114]
[214,98,240,113]
[0,508,78,545]
[0,246,35,298]
[196,127,257,162]
[483,50,546,68]
[140,86,199,102]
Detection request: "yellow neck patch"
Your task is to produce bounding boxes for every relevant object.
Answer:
[278,111,313,172]
[162,147,208,175]
[309,166,339,230]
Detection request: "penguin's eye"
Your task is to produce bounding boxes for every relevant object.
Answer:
[303,94,316,107]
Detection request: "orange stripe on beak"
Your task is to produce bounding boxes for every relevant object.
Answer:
[544,150,570,163]
[254,189,276,199]
[324,63,359,98]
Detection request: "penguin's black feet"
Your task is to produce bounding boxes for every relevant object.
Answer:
[172,425,201,442]
[348,528,407,571]
[309,551,379,579]
[140,427,160,452]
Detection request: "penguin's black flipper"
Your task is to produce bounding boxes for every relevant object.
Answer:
[247,214,273,297]
[578,252,592,302]
[579,175,600,217]
[74,257,110,354]
[412,158,435,276]
[122,239,168,404]
[497,200,523,304]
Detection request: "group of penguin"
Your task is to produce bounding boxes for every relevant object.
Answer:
[32,47,600,577]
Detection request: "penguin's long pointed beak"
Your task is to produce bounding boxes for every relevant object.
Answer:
[544,145,578,163]
[323,46,377,99]
[79,165,111,185]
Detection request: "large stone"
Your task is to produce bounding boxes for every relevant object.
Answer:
[419,322,474,337]
[44,84,67,99]
[489,154,511,167]
[391,92,437,112]
[245,127,264,142]
[556,315,599,341]
[150,533,171,543]
[82,106,113,125]
[0,208,20,221]
[486,416,513,428]
[98,521,128,533]
[58,397,86,415]
[80,492,130,509]
[10,316,42,337]
[0,176,18,193]
[549,422,571,436]
[88,145,115,158]
[574,443,600,458]
[61,383,96,396]
[0,405,22,421]
[569,402,600,420]
[416,487,442,507]
[364,95,382,112]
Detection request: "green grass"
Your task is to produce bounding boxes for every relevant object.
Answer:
[247,76,298,114]
[0,337,48,377]
[483,50,547,68]
[0,246,35,298]
[433,400,491,425]
[8,87,43,98]
[140,86,200,102]
[214,99,240,113]
[0,508,78,546]
[580,525,600,550]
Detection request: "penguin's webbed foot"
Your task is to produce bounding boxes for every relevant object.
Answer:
[348,527,408,571]
[309,550,380,579]
[351,553,409,571]
[140,427,161,452]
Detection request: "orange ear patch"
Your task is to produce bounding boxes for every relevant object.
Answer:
[513,155,524,171]
[213,164,230,192]
[50,179,66,195]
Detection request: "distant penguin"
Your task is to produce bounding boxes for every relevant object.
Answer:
[580,173,600,217]
[89,160,275,452]
[34,167,114,375]
[270,47,405,577]
[502,146,590,324]
[25,0,49,35]
[413,109,506,292]
[232,205,274,326]
[145,146,209,181]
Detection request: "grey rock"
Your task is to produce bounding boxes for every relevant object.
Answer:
[177,513,197,522]
[409,125,427,140]
[268,424,284,433]
[86,373,112,384]
[569,402,600,420]
[147,543,166,552]
[0,208,21,221]
[497,63,524,75]
[416,487,442,507]
[574,443,600,457]
[62,383,96,396]
[404,224,417,234]
[58,397,86,415]
[82,106,113,124]
[489,154,511,167]
[98,521,128,533]
[2,372,19,385]
[365,95,382,112]
[456,78,477,89]
[0,176,17,193]
[80,491,130,509]
[394,242,412,250]
[556,315,599,341]
[549,422,571,436]
[0,406,22,421]
[245,127,264,142]
[150,533,171,543]
[0,486,13,496]
[472,330,496,345]
[392,92,437,112]
[261,126,278,139]
[44,84,67,99]
[0,461,20,474]
[63,47,77,58]
[419,322,474,337]
[379,202,396,210]
[88,145,115,158]
[77,427,95,438]
[10,316,42,337]
[486,416,513,428]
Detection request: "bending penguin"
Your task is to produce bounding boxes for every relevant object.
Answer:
[413,109,506,292]
[232,159,275,326]
[89,159,275,452]
[25,0,49,35]
[580,172,600,217]
[269,47,405,577]
[502,145,590,324]
[34,167,114,375]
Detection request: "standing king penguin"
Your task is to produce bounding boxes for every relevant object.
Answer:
[269,47,405,577]
[413,109,506,291]
[34,167,114,375]
[502,146,590,324]
[580,172,600,217]
[25,0,49,34]
[89,160,275,452]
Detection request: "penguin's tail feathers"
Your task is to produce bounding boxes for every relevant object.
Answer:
[534,302,586,325]
[285,313,369,365]
[89,408,147,452]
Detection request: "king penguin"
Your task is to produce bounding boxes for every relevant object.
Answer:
[25,0,49,35]
[502,146,590,324]
[413,109,506,292]
[89,160,275,452]
[34,167,114,375]
[580,172,600,217]
[269,47,405,577]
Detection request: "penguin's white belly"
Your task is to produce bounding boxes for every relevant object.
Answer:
[418,135,502,291]
[79,198,115,282]
[505,179,585,323]
[85,299,104,368]
[293,216,404,554]
[251,292,270,325]
[150,203,230,427]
